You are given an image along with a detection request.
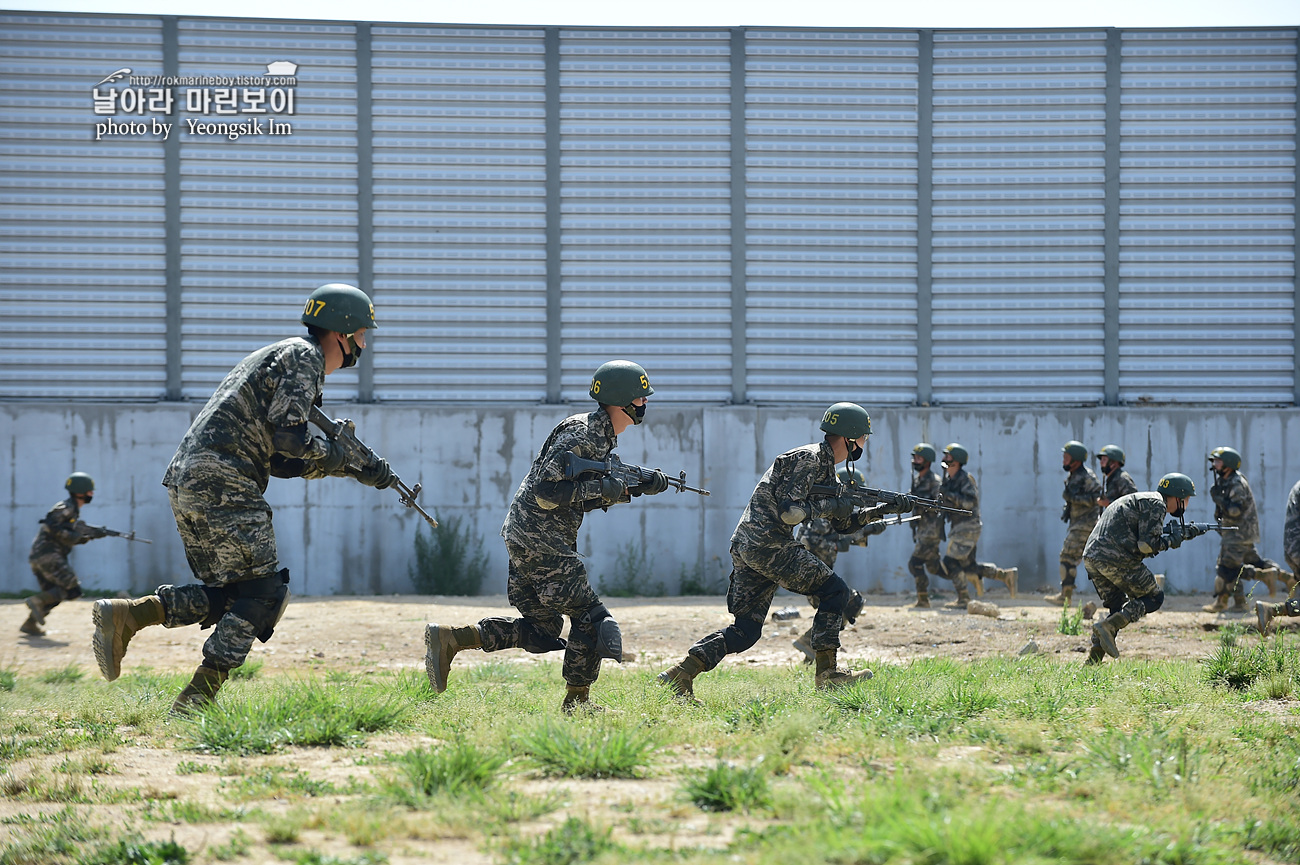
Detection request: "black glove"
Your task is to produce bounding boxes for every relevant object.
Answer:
[356,458,395,489]
[317,438,347,474]
[270,454,308,478]
[636,470,670,496]
[885,495,916,516]
[597,474,627,504]
[1165,523,1183,549]
[822,496,854,521]
[1061,504,1071,523]
[1183,523,1204,540]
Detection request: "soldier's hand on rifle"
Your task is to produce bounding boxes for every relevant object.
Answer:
[1183,523,1205,540]
[884,495,917,516]
[582,474,627,505]
[1166,522,1184,549]
[356,458,395,489]
[318,438,348,474]
[821,496,855,521]
[636,470,670,496]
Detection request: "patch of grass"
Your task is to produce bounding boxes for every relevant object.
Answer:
[173,761,214,776]
[501,817,618,865]
[482,789,567,823]
[1083,723,1199,792]
[279,851,388,865]
[185,680,410,754]
[261,808,308,845]
[54,755,115,776]
[599,540,665,597]
[228,658,263,680]
[39,665,86,685]
[1057,602,1084,636]
[226,766,338,802]
[0,807,107,865]
[77,837,189,865]
[518,720,655,779]
[0,669,15,691]
[385,741,505,804]
[411,515,487,596]
[682,759,772,812]
[205,829,250,862]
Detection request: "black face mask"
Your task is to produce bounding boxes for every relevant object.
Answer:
[848,441,864,462]
[623,403,646,425]
[340,334,362,369]
[1063,462,1075,473]
[1101,462,1115,476]
[81,494,93,504]
[1172,503,1187,519]
[913,461,927,473]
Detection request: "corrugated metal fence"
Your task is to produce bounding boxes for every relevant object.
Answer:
[1,16,1296,406]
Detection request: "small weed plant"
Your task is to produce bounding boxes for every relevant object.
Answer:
[386,741,505,803]
[682,759,772,812]
[1057,602,1084,636]
[79,836,189,865]
[520,720,655,779]
[600,540,665,597]
[411,516,488,595]
[39,665,86,685]
[501,816,618,865]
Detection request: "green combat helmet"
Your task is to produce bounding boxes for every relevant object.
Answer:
[943,443,970,466]
[1208,446,1241,471]
[301,284,376,334]
[1063,441,1088,462]
[837,467,866,486]
[1157,473,1196,499]
[65,473,95,495]
[1098,444,1126,465]
[912,443,937,464]
[590,360,654,425]
[819,403,871,438]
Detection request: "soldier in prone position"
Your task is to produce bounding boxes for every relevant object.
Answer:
[21,473,107,636]
[424,360,671,713]
[1082,473,1198,664]
[1256,477,1300,634]
[936,444,1017,609]
[790,466,881,663]
[92,284,394,713]
[1045,441,1102,607]
[1096,444,1138,510]
[658,403,912,700]
[1202,447,1293,613]
[907,443,946,609]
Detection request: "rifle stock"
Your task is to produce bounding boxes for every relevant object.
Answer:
[562,452,710,496]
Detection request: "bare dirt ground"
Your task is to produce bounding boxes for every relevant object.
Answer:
[4,586,1288,678]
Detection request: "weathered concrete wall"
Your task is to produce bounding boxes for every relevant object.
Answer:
[3,403,1297,598]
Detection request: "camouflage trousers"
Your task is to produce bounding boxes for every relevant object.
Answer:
[1081,557,1161,617]
[909,536,944,593]
[688,540,839,671]
[155,485,283,672]
[476,541,605,687]
[1060,520,1095,568]
[30,551,81,603]
[943,531,1002,583]
[1217,540,1276,572]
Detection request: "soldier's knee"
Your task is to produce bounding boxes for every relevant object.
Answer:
[723,617,763,654]
[1059,562,1077,582]
[518,619,567,654]
[812,574,851,615]
[1138,590,1164,616]
[908,556,927,578]
[942,556,964,578]
[1217,564,1240,584]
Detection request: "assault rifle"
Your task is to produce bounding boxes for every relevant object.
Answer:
[809,483,973,517]
[1164,521,1237,544]
[309,405,438,528]
[79,523,152,544]
[562,452,710,496]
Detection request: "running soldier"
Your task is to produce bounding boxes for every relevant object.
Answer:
[937,444,1016,608]
[1255,477,1300,634]
[658,403,910,699]
[791,466,883,662]
[907,443,946,608]
[20,473,107,636]
[92,284,393,713]
[1096,444,1138,509]
[1202,447,1290,613]
[424,360,670,712]
[1082,472,1193,663]
[1045,441,1102,606]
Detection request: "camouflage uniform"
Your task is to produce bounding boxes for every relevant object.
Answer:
[474,409,621,688]
[1259,480,1300,623]
[29,498,95,605]
[1210,470,1284,604]
[1059,465,1102,593]
[1081,492,1165,612]
[793,517,885,653]
[684,442,876,671]
[1101,467,1138,507]
[939,469,1004,589]
[908,467,945,596]
[154,336,343,672]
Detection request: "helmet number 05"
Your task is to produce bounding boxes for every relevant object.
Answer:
[823,411,839,425]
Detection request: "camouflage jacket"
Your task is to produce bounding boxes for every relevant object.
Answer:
[163,337,332,501]
[941,468,982,535]
[1285,478,1300,566]
[1062,466,1102,526]
[911,468,945,542]
[733,441,844,551]
[796,516,887,555]
[501,409,618,557]
[1101,467,1138,506]
[1210,471,1260,544]
[1082,490,1169,571]
[29,498,92,560]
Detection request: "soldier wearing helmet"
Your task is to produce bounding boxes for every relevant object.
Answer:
[1081,472,1195,664]
[1096,444,1138,509]
[425,360,670,713]
[1256,477,1300,635]
[791,466,886,663]
[906,443,945,608]
[1202,447,1293,613]
[20,473,109,637]
[1045,441,1102,607]
[659,402,908,699]
[93,284,395,714]
[936,444,1017,608]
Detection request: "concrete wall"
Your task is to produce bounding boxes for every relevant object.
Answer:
[3,403,1298,598]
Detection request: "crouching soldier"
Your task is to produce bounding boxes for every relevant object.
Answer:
[21,473,106,636]
[658,403,911,699]
[424,360,670,713]
[1256,477,1300,634]
[1081,472,1193,664]
[92,284,392,713]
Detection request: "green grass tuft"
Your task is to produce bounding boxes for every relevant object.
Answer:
[385,741,505,803]
[519,720,655,779]
[501,817,618,865]
[39,665,86,686]
[681,759,772,812]
[77,836,189,865]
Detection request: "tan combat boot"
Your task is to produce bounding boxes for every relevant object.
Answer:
[944,575,971,609]
[970,573,985,597]
[1091,609,1133,659]
[424,623,481,694]
[19,614,44,636]
[171,665,228,715]
[658,654,705,702]
[814,649,872,690]
[561,685,603,714]
[1084,638,1106,666]
[25,590,60,628]
[792,628,815,665]
[1043,586,1073,607]
[912,592,930,609]
[1201,594,1229,614]
[1256,600,1276,635]
[998,567,1018,598]
[92,596,164,681]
